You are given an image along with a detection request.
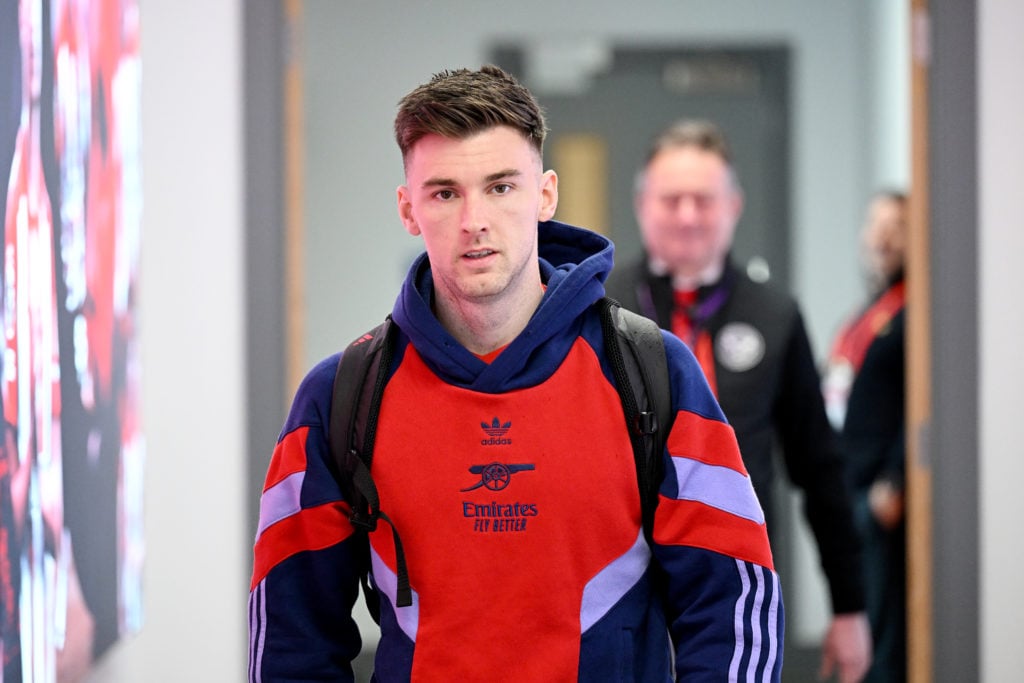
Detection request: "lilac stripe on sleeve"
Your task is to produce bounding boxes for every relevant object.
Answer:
[671,457,765,525]
[746,567,766,682]
[255,471,304,540]
[763,571,781,682]
[248,581,266,683]
[728,560,752,682]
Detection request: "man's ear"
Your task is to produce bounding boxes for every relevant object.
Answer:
[537,170,558,222]
[397,185,420,236]
[728,187,745,224]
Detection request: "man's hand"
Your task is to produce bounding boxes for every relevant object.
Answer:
[819,612,872,683]
[868,479,904,530]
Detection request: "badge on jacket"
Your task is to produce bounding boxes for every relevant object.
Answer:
[715,322,766,372]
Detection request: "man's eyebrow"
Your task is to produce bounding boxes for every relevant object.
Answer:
[485,168,521,183]
[420,168,521,190]
[422,176,457,189]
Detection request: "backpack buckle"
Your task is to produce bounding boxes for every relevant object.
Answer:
[349,509,379,532]
[635,410,658,436]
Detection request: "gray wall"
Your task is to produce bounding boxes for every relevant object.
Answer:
[977,1,1024,678]
[930,2,980,679]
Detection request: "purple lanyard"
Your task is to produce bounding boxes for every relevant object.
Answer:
[680,284,731,330]
[634,275,731,340]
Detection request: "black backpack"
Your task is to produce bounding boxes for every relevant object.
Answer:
[327,296,672,620]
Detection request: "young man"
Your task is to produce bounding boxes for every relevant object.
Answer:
[605,119,869,683]
[249,68,783,682]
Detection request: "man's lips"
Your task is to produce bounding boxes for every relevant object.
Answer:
[464,249,497,259]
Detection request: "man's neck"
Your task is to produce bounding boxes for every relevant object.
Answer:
[649,256,725,292]
[434,281,544,356]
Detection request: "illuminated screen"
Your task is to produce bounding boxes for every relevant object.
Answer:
[1,0,144,679]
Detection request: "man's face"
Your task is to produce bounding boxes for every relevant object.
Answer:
[634,146,743,277]
[397,126,558,307]
[862,195,907,284]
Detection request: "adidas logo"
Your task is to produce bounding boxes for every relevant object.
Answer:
[482,417,510,436]
[480,417,512,445]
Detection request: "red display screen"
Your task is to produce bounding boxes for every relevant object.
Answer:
[1,0,143,678]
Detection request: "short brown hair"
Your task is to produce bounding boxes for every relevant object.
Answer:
[394,65,547,162]
[636,119,738,192]
[874,188,908,206]
[646,119,733,165]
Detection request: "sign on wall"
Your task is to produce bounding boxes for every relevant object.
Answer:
[0,0,143,679]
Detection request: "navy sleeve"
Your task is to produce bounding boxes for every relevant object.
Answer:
[654,333,785,681]
[248,354,368,682]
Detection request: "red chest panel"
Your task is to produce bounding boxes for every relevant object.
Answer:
[370,339,642,681]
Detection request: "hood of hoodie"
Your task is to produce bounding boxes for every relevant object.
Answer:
[390,220,614,392]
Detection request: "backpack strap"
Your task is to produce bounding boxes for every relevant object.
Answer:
[599,297,673,543]
[328,317,413,613]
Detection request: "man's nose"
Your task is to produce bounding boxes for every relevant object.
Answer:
[674,196,700,223]
[461,194,487,233]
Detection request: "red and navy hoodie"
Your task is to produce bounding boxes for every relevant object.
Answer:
[249,220,784,682]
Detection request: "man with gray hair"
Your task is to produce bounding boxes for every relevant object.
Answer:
[607,119,870,683]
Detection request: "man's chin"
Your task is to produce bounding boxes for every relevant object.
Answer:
[454,279,506,302]
[666,256,713,274]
